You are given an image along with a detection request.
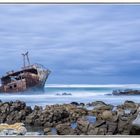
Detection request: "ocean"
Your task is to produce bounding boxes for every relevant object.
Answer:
[0,84,140,107]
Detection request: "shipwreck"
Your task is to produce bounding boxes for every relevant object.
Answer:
[0,52,51,93]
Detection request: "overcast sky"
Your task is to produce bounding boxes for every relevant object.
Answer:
[0,4,140,84]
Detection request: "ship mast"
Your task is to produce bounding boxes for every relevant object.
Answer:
[22,51,31,68]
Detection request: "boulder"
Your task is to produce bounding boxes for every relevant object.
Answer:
[0,103,10,113]
[87,124,98,135]
[11,100,26,110]
[94,104,113,110]
[97,127,107,135]
[77,118,89,134]
[130,112,140,134]
[106,121,117,135]
[124,100,137,109]
[34,105,43,111]
[116,108,125,117]
[0,123,27,135]
[44,127,52,135]
[101,110,113,121]
[87,122,107,135]
[70,102,79,106]
[90,101,107,106]
[79,103,85,106]
[93,120,106,128]
[55,123,74,135]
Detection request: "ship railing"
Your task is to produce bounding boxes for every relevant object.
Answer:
[22,63,49,71]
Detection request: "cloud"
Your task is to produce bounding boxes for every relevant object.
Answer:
[0,4,140,84]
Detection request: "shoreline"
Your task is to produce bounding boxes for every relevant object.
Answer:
[0,99,140,135]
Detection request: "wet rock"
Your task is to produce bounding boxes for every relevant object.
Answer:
[87,124,98,135]
[24,106,32,114]
[25,104,70,127]
[137,106,140,113]
[106,121,117,135]
[71,109,88,121]
[90,101,107,106]
[112,89,140,95]
[0,123,27,135]
[117,117,130,134]
[70,102,79,106]
[0,100,32,124]
[116,108,125,117]
[25,115,34,125]
[44,122,53,127]
[79,103,85,106]
[44,127,52,135]
[91,104,113,120]
[130,112,140,134]
[34,105,43,111]
[0,102,10,113]
[97,126,107,135]
[0,100,139,135]
[94,120,106,127]
[87,121,107,135]
[94,104,113,111]
[77,118,89,134]
[11,100,26,110]
[124,100,137,109]
[62,93,72,95]
[55,123,74,135]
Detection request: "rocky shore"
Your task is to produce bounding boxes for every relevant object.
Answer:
[112,89,140,95]
[1,99,140,135]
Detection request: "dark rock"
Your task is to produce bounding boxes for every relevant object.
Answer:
[124,100,137,109]
[12,100,26,110]
[77,118,89,134]
[34,105,42,111]
[25,113,35,125]
[87,124,98,135]
[44,122,53,127]
[25,106,32,114]
[55,123,74,135]
[91,101,107,106]
[44,127,52,135]
[97,127,107,135]
[130,112,140,135]
[106,121,117,135]
[79,103,85,106]
[94,104,113,111]
[112,89,140,95]
[70,102,79,106]
[117,115,133,135]
[87,122,107,135]
[94,120,106,127]
[1,102,10,113]
[62,93,72,95]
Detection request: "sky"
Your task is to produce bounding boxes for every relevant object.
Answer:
[0,4,140,84]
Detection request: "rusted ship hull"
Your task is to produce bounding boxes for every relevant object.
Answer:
[0,64,50,93]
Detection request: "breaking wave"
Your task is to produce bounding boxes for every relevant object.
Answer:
[0,84,140,107]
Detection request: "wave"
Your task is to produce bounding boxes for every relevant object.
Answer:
[45,84,140,88]
[0,91,107,99]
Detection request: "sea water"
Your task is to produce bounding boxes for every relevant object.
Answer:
[0,84,140,107]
